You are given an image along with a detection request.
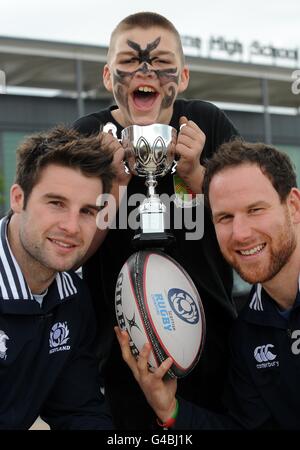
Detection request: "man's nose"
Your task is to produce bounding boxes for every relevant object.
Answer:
[231,216,252,242]
[58,211,80,235]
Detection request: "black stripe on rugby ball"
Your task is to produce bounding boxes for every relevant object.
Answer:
[125,250,171,375]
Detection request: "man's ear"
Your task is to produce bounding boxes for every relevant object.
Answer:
[287,188,300,224]
[10,184,25,213]
[103,64,113,93]
[178,65,190,94]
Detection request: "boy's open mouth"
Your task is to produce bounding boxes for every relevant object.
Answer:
[132,86,159,109]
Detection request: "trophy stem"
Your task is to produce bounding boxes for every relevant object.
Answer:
[145,173,157,198]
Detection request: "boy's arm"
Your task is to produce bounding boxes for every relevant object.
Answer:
[175,111,238,194]
[175,116,206,194]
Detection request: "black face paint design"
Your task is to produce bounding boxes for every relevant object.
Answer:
[113,71,130,109]
[115,36,180,82]
[155,68,180,86]
[161,86,176,109]
[127,37,161,65]
[115,66,179,82]
[112,37,181,111]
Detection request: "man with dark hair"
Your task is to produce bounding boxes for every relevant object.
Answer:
[0,126,114,429]
[73,11,239,429]
[116,140,300,430]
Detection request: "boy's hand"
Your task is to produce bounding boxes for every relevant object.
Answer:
[175,116,206,193]
[99,131,131,186]
[115,327,178,423]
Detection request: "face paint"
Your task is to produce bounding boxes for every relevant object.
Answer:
[161,85,176,109]
[127,37,161,65]
[113,71,130,109]
[114,37,180,84]
[114,66,179,86]
[155,68,179,85]
[112,37,181,115]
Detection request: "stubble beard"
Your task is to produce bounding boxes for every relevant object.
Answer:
[19,227,80,275]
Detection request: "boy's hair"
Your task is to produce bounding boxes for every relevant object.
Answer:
[107,11,185,65]
[203,139,297,208]
[15,125,115,208]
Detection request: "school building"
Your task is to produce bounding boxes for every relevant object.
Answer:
[0,35,300,217]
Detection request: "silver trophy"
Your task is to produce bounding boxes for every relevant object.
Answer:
[121,124,177,247]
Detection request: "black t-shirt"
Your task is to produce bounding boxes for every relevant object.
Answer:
[73,99,239,429]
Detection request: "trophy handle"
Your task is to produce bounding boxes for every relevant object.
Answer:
[169,123,186,174]
[123,161,130,174]
[171,160,177,174]
[102,122,118,138]
[102,122,131,174]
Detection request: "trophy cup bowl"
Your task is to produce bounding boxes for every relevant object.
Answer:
[121,124,177,178]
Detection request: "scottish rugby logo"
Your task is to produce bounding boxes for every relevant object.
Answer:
[168,288,199,324]
[0,330,9,360]
[49,322,70,354]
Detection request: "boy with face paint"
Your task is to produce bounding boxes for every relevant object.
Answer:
[73,12,239,429]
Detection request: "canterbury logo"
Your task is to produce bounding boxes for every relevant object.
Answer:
[254,344,277,363]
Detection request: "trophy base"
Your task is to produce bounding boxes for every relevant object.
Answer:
[131,231,175,250]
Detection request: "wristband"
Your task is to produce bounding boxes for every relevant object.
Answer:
[173,174,200,208]
[156,398,179,429]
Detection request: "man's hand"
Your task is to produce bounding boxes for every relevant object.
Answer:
[175,116,206,194]
[115,327,178,423]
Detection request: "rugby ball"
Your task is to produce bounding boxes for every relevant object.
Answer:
[115,250,205,378]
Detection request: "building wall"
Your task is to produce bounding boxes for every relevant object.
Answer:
[0,94,299,214]
[2,131,27,211]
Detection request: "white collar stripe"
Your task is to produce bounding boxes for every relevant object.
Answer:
[62,273,71,296]
[61,273,69,297]
[56,273,64,300]
[257,285,263,310]
[249,284,264,311]
[57,272,77,299]
[0,241,18,299]
[6,244,33,300]
[249,293,256,309]
[249,292,258,310]
[63,272,76,296]
[0,220,21,296]
[0,271,9,300]
[0,217,33,300]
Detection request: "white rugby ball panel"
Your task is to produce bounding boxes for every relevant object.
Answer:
[115,250,205,378]
[143,252,204,372]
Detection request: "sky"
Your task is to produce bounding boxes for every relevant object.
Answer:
[0,0,299,51]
